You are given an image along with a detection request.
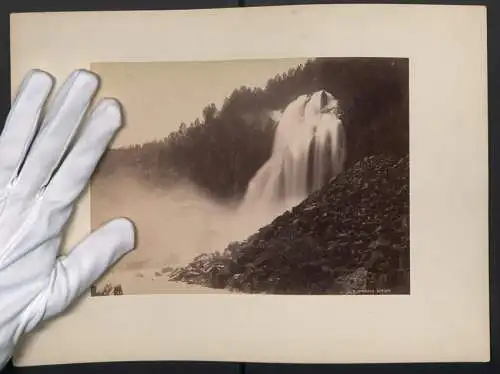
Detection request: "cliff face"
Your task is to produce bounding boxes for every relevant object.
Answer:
[170,154,410,295]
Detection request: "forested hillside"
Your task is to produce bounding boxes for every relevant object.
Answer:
[95,58,409,201]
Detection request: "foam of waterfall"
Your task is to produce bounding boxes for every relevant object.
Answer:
[241,90,346,219]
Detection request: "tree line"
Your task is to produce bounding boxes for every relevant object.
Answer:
[94,57,409,201]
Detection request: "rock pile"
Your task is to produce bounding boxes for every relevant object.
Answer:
[170,154,410,295]
[90,283,124,296]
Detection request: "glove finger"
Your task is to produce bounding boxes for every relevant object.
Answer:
[42,218,135,320]
[16,70,99,197]
[0,70,53,188]
[43,98,122,206]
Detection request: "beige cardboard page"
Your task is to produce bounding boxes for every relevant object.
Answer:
[10,4,489,366]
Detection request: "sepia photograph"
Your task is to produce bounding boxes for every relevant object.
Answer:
[10,5,488,366]
[90,57,410,296]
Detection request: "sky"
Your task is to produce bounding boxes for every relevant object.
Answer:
[91,58,308,148]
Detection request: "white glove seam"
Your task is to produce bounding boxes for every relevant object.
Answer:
[0,189,10,217]
[11,286,50,347]
[9,102,46,186]
[40,107,92,191]
[0,280,50,363]
[0,197,44,268]
[29,71,92,191]
[3,83,47,188]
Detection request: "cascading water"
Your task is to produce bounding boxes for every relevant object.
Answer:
[96,90,348,286]
[241,89,347,216]
[199,89,348,252]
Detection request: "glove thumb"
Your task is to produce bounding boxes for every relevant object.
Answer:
[42,217,136,321]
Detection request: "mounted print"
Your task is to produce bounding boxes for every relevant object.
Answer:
[89,58,410,297]
[9,4,488,367]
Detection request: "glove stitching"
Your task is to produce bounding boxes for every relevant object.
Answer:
[0,197,44,269]
[13,73,81,194]
[0,188,10,217]
[7,287,50,354]
[9,103,47,187]
[1,74,48,187]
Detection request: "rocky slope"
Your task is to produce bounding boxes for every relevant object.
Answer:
[169,154,410,295]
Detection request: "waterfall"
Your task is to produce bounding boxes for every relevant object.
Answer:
[240,90,347,219]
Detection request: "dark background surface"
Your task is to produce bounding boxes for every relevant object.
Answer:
[0,0,498,373]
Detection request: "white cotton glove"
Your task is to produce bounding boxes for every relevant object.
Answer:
[0,69,136,370]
